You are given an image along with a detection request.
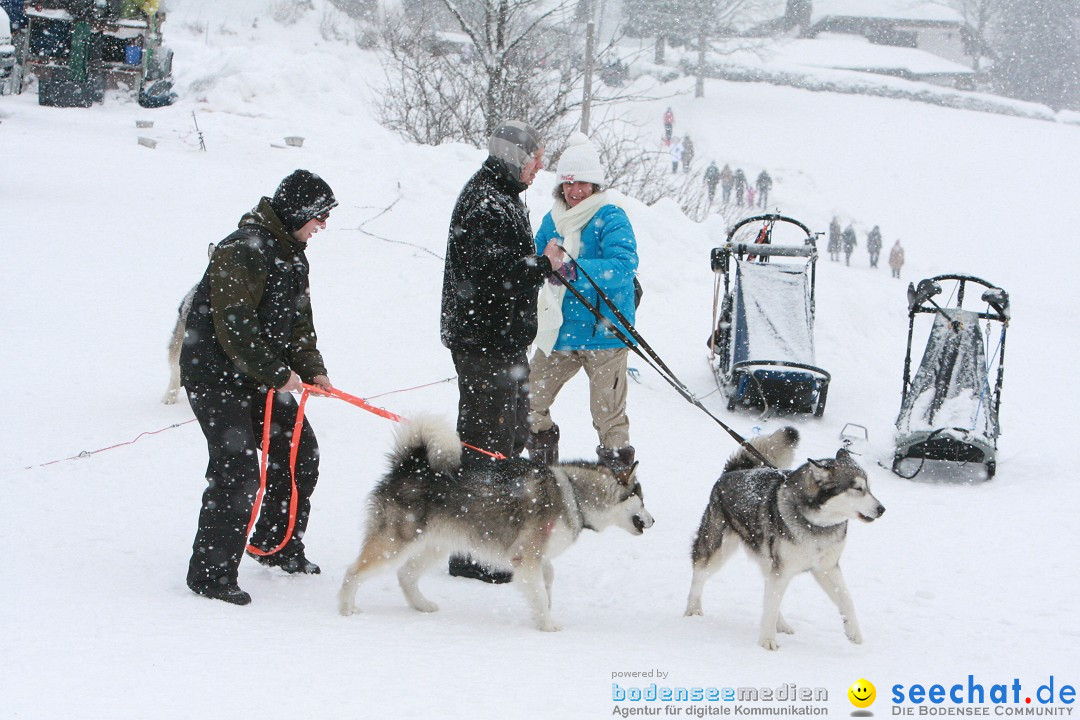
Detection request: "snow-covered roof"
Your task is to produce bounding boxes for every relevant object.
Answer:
[720,34,974,76]
[779,34,973,75]
[812,0,964,25]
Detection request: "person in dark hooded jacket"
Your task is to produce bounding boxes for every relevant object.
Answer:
[181,169,338,606]
[440,121,564,583]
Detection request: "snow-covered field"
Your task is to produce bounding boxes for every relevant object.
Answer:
[2,2,1078,718]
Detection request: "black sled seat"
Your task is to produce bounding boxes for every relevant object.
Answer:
[709,214,830,416]
[893,275,1009,480]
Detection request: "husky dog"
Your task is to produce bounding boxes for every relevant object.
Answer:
[162,243,216,404]
[684,427,884,650]
[338,417,654,631]
[161,286,197,404]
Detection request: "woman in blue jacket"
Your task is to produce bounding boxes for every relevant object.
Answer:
[527,133,639,470]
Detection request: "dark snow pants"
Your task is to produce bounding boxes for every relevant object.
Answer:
[185,383,319,588]
[452,350,530,469]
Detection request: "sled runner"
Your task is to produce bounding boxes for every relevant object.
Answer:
[708,214,830,416]
[893,274,1009,480]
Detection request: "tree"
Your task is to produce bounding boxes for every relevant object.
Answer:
[622,0,679,63]
[991,0,1080,111]
[377,0,592,146]
[622,0,776,96]
[950,0,1003,72]
[683,0,774,98]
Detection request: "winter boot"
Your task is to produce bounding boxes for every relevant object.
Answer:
[448,555,513,584]
[187,579,252,606]
[527,424,560,466]
[247,550,321,575]
[596,445,636,473]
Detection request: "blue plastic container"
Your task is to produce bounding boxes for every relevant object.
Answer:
[124,46,142,65]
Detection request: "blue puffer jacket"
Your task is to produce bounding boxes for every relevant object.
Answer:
[535,203,638,351]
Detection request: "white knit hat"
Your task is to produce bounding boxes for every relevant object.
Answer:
[556,132,605,186]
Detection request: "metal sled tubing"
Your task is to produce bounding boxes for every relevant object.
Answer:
[893,427,996,479]
[725,214,815,243]
[730,360,831,416]
[725,242,816,258]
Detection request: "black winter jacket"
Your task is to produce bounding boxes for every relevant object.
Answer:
[180,198,327,390]
[440,157,553,357]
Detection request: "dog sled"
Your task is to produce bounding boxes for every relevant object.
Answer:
[708,214,830,416]
[893,274,1009,480]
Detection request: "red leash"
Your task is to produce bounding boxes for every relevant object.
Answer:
[244,382,505,557]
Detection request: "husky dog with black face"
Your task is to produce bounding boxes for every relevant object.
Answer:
[338,417,653,631]
[685,427,884,650]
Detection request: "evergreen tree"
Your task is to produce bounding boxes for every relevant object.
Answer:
[992,0,1080,111]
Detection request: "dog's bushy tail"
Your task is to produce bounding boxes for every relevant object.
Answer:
[723,426,799,473]
[387,415,461,475]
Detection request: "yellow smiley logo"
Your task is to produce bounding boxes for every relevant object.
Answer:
[848,679,876,708]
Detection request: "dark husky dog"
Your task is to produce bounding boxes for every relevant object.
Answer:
[338,417,654,631]
[685,427,884,649]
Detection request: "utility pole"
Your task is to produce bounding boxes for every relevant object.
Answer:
[695,23,706,98]
[581,20,595,135]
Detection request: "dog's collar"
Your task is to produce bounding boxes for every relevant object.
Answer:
[552,468,592,533]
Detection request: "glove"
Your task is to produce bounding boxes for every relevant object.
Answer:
[549,262,578,286]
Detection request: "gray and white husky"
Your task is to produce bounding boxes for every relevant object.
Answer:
[338,417,654,631]
[684,427,885,650]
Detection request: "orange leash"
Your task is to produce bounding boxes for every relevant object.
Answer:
[245,382,506,557]
[245,388,309,557]
[303,383,505,460]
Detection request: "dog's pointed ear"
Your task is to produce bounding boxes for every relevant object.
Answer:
[614,461,639,486]
[806,457,836,490]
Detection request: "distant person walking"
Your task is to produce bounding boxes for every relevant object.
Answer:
[867,225,882,268]
[842,223,857,266]
[828,216,841,262]
[755,169,772,209]
[670,139,684,174]
[681,135,694,172]
[663,107,674,141]
[733,168,747,206]
[704,161,720,204]
[889,239,905,278]
[720,163,734,205]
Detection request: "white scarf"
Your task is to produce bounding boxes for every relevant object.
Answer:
[534,191,609,356]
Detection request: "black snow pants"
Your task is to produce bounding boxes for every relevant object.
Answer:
[451,350,530,469]
[186,383,319,588]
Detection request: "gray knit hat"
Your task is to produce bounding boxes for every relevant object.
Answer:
[488,121,542,179]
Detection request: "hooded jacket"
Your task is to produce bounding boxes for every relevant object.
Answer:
[180,198,327,389]
[440,156,553,357]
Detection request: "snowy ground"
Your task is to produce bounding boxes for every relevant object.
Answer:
[2,2,1078,718]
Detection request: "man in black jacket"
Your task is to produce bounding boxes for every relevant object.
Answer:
[182,169,337,605]
[440,121,563,582]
